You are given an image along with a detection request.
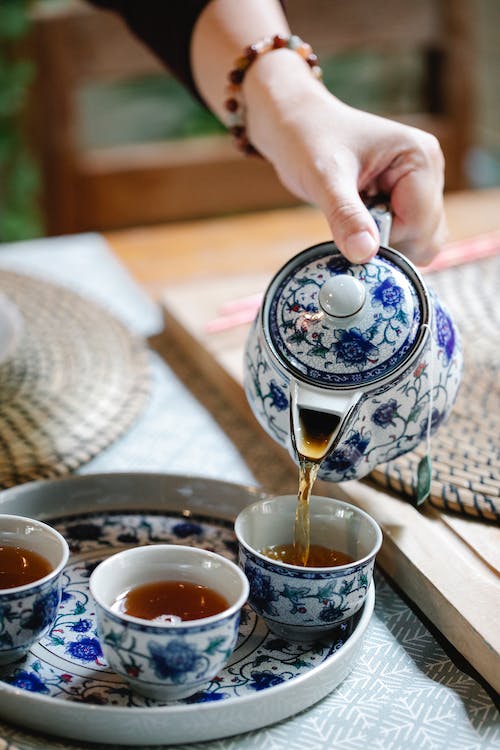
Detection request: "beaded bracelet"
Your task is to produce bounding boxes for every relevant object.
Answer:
[224,34,323,155]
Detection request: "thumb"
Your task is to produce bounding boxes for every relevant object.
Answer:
[321,184,380,263]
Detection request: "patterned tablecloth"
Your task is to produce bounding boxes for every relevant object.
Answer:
[0,234,498,750]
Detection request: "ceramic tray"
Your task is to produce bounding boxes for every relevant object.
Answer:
[0,473,374,747]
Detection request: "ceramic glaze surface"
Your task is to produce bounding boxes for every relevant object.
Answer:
[0,510,361,706]
[244,245,463,484]
[90,545,248,700]
[266,249,422,387]
[0,578,62,664]
[235,495,381,642]
[0,516,69,664]
[240,546,373,641]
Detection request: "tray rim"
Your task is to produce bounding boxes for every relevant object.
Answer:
[0,472,374,747]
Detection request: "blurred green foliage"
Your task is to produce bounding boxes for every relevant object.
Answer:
[0,1,42,242]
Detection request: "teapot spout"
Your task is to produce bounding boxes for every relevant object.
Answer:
[290,381,362,463]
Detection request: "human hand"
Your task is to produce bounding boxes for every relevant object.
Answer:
[245,50,446,265]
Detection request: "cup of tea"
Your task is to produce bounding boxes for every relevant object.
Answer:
[0,514,70,665]
[234,495,382,642]
[89,544,249,701]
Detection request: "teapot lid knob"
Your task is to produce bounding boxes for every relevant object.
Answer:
[319,275,366,318]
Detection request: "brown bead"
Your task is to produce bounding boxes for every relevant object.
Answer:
[229,68,244,85]
[244,142,260,156]
[229,125,245,138]
[225,98,239,113]
[306,53,319,67]
[272,34,288,49]
[235,56,249,70]
[244,45,258,62]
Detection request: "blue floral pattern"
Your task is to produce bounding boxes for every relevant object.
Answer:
[372,277,404,308]
[244,254,462,486]
[148,641,205,682]
[372,398,399,427]
[434,302,455,363]
[240,543,373,640]
[0,510,357,707]
[266,248,422,386]
[322,431,370,478]
[332,328,379,367]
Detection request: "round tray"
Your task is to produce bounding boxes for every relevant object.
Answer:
[0,473,374,747]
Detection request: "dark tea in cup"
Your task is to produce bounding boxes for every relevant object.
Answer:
[0,545,53,589]
[111,580,229,623]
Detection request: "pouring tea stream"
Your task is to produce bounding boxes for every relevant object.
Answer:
[244,204,463,562]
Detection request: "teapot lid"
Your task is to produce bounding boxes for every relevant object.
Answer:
[263,242,430,390]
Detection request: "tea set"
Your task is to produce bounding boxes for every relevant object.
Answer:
[244,204,462,485]
[0,204,461,700]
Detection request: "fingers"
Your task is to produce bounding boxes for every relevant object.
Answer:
[379,132,446,265]
[315,173,381,263]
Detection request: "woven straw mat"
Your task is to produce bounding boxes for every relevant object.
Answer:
[371,252,500,523]
[0,270,150,487]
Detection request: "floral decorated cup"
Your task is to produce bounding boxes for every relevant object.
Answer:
[0,514,69,665]
[89,544,249,701]
[235,495,382,642]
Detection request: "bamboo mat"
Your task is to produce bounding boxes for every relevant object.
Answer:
[371,253,500,522]
[0,270,150,486]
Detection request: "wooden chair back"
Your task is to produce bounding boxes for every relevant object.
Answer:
[28,0,474,235]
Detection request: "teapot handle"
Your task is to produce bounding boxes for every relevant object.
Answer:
[364,194,392,247]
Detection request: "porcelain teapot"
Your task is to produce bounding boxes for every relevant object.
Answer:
[244,207,463,483]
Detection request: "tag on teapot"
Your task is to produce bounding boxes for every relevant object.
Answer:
[414,454,432,507]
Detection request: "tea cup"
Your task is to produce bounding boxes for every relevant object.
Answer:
[0,514,69,665]
[234,495,382,642]
[89,544,249,701]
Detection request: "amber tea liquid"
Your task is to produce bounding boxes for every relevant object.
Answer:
[111,580,229,623]
[293,408,341,566]
[262,543,354,568]
[0,545,53,589]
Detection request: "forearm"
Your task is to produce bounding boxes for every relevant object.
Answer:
[190,0,290,120]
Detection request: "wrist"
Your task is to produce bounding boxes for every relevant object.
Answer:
[223,36,325,156]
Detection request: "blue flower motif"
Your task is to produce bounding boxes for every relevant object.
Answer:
[244,564,279,615]
[70,618,92,633]
[185,690,227,703]
[419,407,445,439]
[21,589,59,632]
[372,398,399,427]
[319,602,348,623]
[268,380,288,411]
[65,523,103,541]
[66,636,103,662]
[333,329,378,367]
[148,640,204,682]
[323,431,370,475]
[435,304,455,363]
[372,277,404,308]
[117,532,138,544]
[249,670,285,691]
[326,257,351,273]
[172,521,203,538]
[8,670,49,694]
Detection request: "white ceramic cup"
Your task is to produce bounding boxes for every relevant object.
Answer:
[89,544,249,701]
[235,495,382,642]
[0,514,69,664]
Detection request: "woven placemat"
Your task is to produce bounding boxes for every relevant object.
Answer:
[0,269,150,487]
[371,252,500,523]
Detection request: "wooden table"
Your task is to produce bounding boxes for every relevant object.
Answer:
[105,188,500,295]
[105,188,500,692]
